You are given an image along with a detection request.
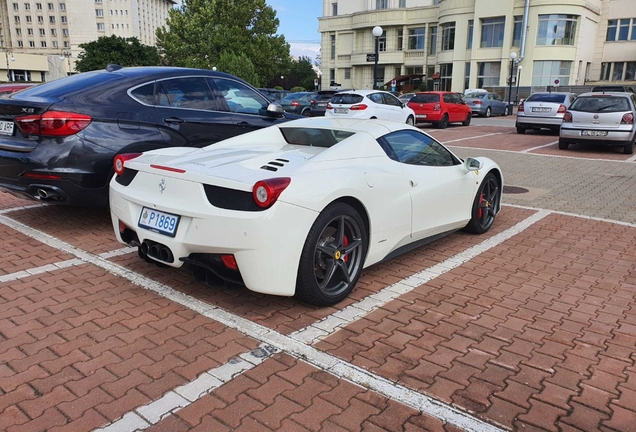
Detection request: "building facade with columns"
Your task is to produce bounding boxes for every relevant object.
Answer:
[319,0,636,93]
[0,0,174,81]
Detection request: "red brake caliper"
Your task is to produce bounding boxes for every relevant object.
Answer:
[477,193,484,219]
[343,236,350,263]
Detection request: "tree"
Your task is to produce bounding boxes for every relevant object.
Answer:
[75,35,161,73]
[157,0,290,87]
[216,51,260,87]
[267,56,316,90]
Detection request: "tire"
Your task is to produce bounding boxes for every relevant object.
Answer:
[438,114,449,129]
[624,139,634,154]
[485,107,492,118]
[462,113,472,126]
[406,116,415,126]
[295,202,368,306]
[558,139,569,150]
[503,106,509,116]
[516,126,526,134]
[464,173,500,235]
[301,107,310,116]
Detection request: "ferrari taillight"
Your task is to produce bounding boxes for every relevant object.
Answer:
[563,112,573,123]
[114,153,142,176]
[622,113,634,124]
[557,104,567,114]
[253,177,291,209]
[433,103,441,111]
[350,104,368,111]
[15,111,92,137]
[518,101,524,112]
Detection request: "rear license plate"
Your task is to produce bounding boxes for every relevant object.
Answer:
[531,107,551,113]
[334,108,348,114]
[318,103,327,106]
[0,120,15,136]
[138,207,180,237]
[416,115,427,119]
[580,130,608,137]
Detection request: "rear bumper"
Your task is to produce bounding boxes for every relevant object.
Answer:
[516,115,563,128]
[415,112,442,123]
[471,106,487,115]
[560,127,636,144]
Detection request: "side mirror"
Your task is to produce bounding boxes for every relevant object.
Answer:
[266,103,284,117]
[464,157,482,172]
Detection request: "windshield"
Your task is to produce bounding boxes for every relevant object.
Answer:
[331,94,364,104]
[280,127,355,148]
[410,94,440,103]
[526,94,567,103]
[464,93,485,99]
[569,96,631,113]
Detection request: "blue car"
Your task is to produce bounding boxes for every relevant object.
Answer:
[463,92,510,117]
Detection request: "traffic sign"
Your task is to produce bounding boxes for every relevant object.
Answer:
[554,79,560,86]
[314,78,318,86]
[366,54,376,62]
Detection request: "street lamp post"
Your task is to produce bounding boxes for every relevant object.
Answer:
[4,50,15,82]
[372,26,383,90]
[60,48,72,76]
[508,51,517,113]
[280,75,284,90]
[515,65,523,105]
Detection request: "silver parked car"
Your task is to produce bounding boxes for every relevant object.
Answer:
[516,92,577,134]
[559,92,636,154]
[463,92,510,117]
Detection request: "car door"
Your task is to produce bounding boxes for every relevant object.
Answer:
[382,92,407,122]
[494,93,508,114]
[378,130,476,240]
[210,77,286,133]
[366,92,391,120]
[152,76,237,148]
[442,93,458,122]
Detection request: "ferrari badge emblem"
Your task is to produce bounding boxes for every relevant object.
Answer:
[159,179,166,194]
[334,251,342,260]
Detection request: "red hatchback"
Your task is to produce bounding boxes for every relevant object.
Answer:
[408,91,472,128]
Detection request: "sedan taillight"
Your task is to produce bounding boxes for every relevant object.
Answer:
[291,101,300,107]
[622,113,634,124]
[326,103,333,110]
[557,104,567,113]
[15,111,93,137]
[518,102,524,112]
[563,112,573,123]
[473,100,482,105]
[253,177,291,209]
[433,103,441,111]
[350,104,368,111]
[310,100,316,106]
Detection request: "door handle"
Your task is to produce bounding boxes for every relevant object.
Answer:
[410,180,418,187]
[237,121,252,128]
[163,117,184,124]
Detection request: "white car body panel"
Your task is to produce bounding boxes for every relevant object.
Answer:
[110,118,502,298]
[324,90,416,124]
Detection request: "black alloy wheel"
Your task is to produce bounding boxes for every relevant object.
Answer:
[462,113,472,126]
[438,114,449,129]
[296,203,367,306]
[465,173,500,234]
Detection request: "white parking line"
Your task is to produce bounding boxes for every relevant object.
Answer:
[442,132,505,144]
[520,140,558,153]
[291,209,551,344]
[626,153,636,162]
[0,203,44,215]
[503,203,636,228]
[0,213,505,432]
[448,144,633,163]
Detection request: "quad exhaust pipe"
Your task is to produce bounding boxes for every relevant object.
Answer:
[140,239,174,263]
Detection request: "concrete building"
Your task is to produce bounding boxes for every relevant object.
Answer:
[0,0,174,81]
[318,0,636,94]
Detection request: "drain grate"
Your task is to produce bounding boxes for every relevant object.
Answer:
[503,186,529,194]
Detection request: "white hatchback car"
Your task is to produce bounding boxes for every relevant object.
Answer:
[325,90,416,125]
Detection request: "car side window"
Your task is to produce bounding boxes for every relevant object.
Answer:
[369,93,384,104]
[451,93,463,104]
[442,94,453,104]
[383,93,402,106]
[159,77,217,111]
[494,94,503,101]
[211,78,269,115]
[378,130,459,167]
[130,82,155,105]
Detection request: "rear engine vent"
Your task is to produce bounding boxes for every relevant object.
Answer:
[203,184,264,212]
[260,158,290,172]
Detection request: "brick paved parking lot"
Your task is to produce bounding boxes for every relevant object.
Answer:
[1,122,636,431]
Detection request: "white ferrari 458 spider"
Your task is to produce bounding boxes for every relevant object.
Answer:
[110,118,503,306]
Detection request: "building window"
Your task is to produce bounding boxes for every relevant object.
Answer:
[330,34,335,60]
[27,28,33,35]
[397,29,403,51]
[47,3,53,10]
[12,3,18,10]
[49,16,55,23]
[51,28,56,35]
[408,27,425,50]
[24,2,30,9]
[537,15,577,46]
[607,20,618,41]
[41,72,46,81]
[332,2,337,16]
[440,63,453,91]
[41,41,46,47]
[481,17,505,48]
[329,68,335,82]
[477,62,501,87]
[29,40,35,47]
[15,28,21,35]
[467,20,473,49]
[96,9,103,16]
[532,60,571,86]
[378,34,386,51]
[14,16,20,23]
[39,28,45,35]
[61,16,66,23]
[344,68,351,80]
[64,41,69,47]
[14,70,31,81]
[441,22,455,51]
[62,29,68,36]
[38,16,43,23]
[613,62,624,81]
[465,62,470,90]
[429,26,437,55]
[601,62,636,81]
[97,22,105,31]
[607,18,636,41]
[399,0,406,7]
[26,15,31,22]
[633,20,636,40]
[627,62,636,80]
[618,19,630,41]
[95,0,102,3]
[376,0,387,10]
[513,16,522,47]
[60,3,65,10]
[17,40,23,47]
[52,40,57,47]
[36,2,42,9]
